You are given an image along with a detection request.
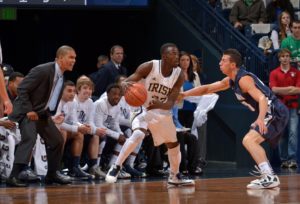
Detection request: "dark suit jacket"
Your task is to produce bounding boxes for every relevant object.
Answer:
[91,60,127,99]
[9,62,62,122]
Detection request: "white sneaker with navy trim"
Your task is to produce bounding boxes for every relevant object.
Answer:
[168,172,195,188]
[247,174,280,189]
[105,164,121,183]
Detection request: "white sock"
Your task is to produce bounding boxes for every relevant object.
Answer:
[110,144,124,167]
[168,145,181,175]
[97,141,106,165]
[109,155,118,168]
[126,155,136,168]
[258,161,273,175]
[115,130,145,166]
[126,141,142,167]
[114,143,123,152]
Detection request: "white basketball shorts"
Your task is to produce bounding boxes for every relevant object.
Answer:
[131,108,177,146]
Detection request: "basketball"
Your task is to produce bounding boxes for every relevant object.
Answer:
[124,83,147,107]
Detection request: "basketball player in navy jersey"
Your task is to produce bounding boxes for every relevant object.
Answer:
[179,49,289,189]
[106,43,195,187]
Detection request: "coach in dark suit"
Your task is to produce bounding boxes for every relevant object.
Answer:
[91,45,127,100]
[7,45,76,187]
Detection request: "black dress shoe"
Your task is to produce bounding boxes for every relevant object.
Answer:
[6,176,28,187]
[45,171,72,185]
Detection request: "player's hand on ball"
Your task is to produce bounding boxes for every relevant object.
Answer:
[121,81,134,93]
[124,82,147,107]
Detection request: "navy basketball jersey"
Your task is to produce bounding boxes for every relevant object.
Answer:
[230,68,277,112]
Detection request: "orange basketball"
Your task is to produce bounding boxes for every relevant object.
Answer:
[124,83,147,107]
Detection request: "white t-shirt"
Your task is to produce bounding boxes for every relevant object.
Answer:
[94,97,122,140]
[55,100,79,133]
[73,95,96,135]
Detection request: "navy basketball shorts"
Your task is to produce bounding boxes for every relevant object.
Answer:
[251,99,289,146]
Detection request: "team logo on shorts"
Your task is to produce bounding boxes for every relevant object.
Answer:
[0,134,5,141]
[40,137,45,144]
[1,144,9,151]
[41,155,47,162]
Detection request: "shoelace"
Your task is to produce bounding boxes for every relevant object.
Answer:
[249,165,275,178]
[176,173,190,180]
[249,165,265,178]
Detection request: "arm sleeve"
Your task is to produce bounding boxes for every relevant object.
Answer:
[60,101,79,133]
[113,110,122,134]
[258,2,267,23]
[86,101,97,135]
[269,70,278,88]
[17,66,46,113]
[118,100,132,128]
[193,72,201,87]
[229,3,239,24]
[270,30,279,50]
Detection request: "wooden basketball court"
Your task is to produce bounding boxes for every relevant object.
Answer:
[1,174,299,203]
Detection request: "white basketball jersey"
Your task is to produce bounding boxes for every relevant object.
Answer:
[143,60,181,109]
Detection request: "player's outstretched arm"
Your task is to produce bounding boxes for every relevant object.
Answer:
[182,77,230,98]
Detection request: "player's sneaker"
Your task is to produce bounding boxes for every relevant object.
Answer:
[117,168,131,179]
[280,161,289,168]
[288,160,298,168]
[167,172,195,188]
[105,164,121,183]
[18,168,41,182]
[69,166,94,180]
[247,174,280,189]
[124,164,147,178]
[89,165,106,179]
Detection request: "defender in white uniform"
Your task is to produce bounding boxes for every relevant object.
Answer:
[106,43,195,187]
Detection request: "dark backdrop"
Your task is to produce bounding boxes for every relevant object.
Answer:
[0,6,155,81]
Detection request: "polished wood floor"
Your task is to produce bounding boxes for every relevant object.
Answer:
[0,174,300,204]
